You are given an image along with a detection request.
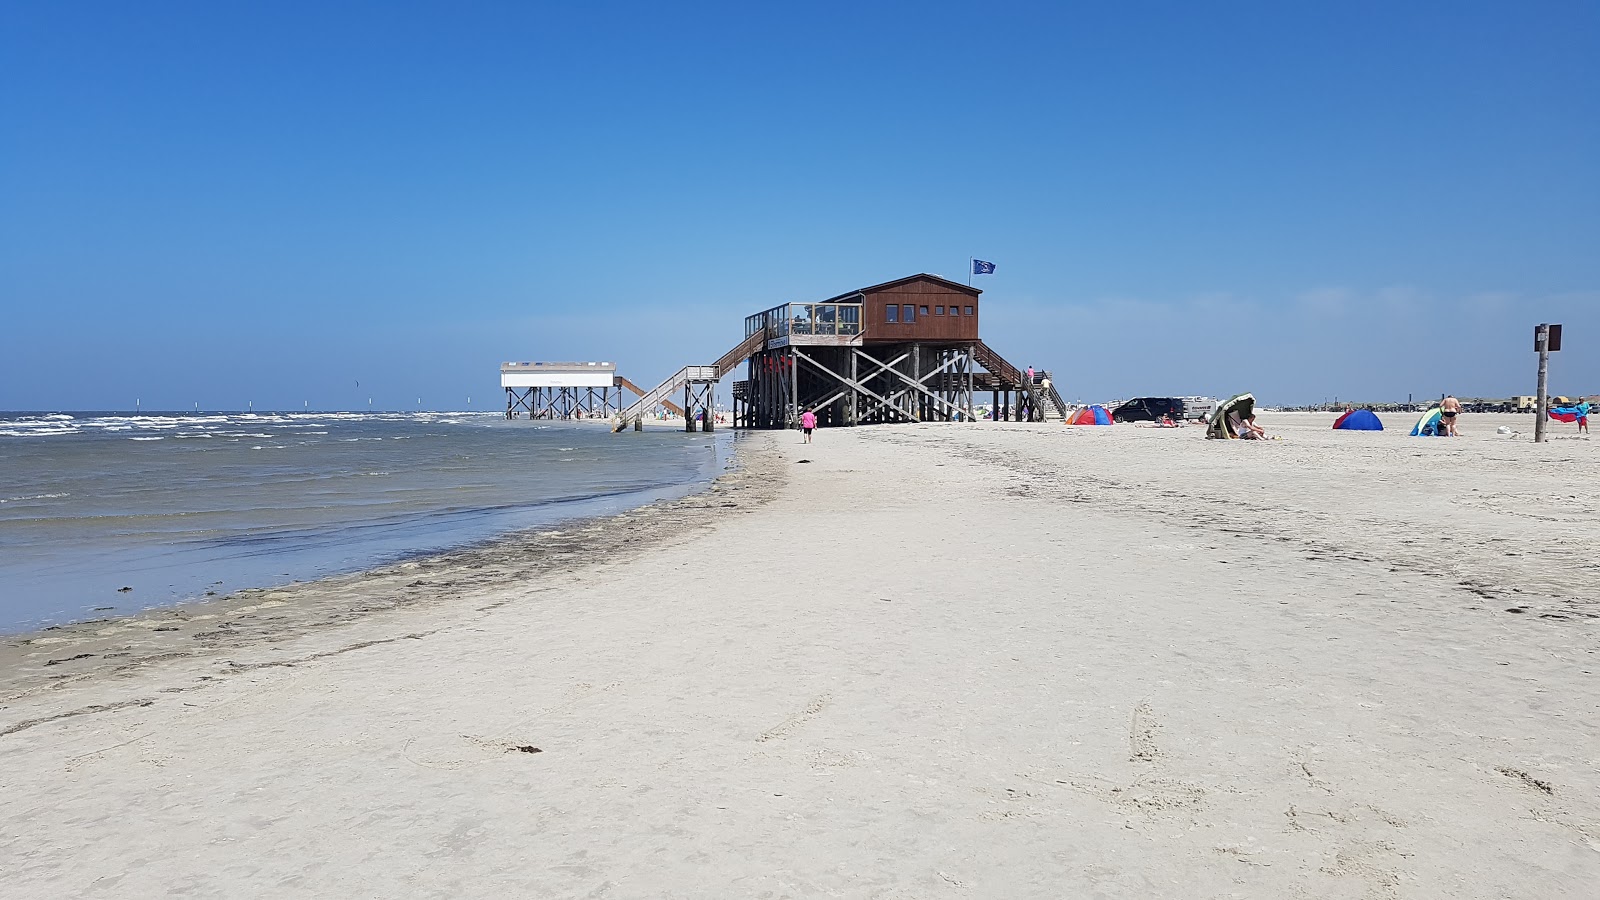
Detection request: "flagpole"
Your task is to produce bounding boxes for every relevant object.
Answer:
[968,258,973,287]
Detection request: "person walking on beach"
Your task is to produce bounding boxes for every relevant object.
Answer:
[1441,395,1462,436]
[800,407,816,444]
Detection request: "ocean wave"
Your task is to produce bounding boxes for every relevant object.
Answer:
[130,436,164,441]
[1,492,70,503]
[0,428,80,437]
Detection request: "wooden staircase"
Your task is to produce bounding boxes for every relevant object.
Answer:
[616,375,682,417]
[972,341,1067,421]
[613,329,767,431]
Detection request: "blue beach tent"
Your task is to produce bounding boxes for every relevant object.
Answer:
[1333,409,1383,431]
[1067,405,1113,425]
[1409,407,1446,436]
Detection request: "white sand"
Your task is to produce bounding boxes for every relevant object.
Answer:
[2,414,1597,897]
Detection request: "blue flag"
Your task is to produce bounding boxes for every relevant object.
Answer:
[972,259,996,275]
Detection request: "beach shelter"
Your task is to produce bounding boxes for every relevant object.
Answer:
[1206,393,1254,439]
[1409,407,1446,436]
[1333,409,1383,431]
[1549,402,1590,423]
[1067,405,1112,425]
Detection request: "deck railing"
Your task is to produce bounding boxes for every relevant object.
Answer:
[745,302,862,340]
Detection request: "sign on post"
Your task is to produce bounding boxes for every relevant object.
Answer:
[1534,325,1563,351]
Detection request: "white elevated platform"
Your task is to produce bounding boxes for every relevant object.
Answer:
[500,361,616,388]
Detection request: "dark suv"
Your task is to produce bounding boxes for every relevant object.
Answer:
[1111,397,1185,423]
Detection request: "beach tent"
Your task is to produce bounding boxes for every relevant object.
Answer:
[1549,403,1590,423]
[1409,407,1446,436]
[1067,405,1112,425]
[1206,393,1254,439]
[1333,409,1383,431]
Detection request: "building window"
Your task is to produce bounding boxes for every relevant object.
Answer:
[885,305,898,323]
[903,304,915,322]
[935,306,944,315]
[964,306,974,316]
[920,306,929,316]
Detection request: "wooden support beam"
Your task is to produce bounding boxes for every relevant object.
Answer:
[793,348,908,422]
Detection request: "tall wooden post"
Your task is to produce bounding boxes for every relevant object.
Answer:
[1534,323,1550,444]
[848,350,858,425]
[789,347,798,429]
[966,347,976,421]
[704,383,715,431]
[911,344,921,421]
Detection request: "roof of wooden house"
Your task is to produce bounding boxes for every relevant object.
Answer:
[820,273,982,304]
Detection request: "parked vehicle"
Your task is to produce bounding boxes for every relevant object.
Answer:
[1178,396,1217,421]
[1111,397,1186,423]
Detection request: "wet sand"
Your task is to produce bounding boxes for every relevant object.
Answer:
[2,415,1597,897]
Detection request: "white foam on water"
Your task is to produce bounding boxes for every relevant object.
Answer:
[0,427,80,437]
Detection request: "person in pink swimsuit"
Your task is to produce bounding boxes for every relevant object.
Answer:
[800,408,816,443]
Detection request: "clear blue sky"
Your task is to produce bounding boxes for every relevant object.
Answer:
[3,1,1596,410]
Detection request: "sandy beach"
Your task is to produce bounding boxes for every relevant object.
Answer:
[2,414,1597,898]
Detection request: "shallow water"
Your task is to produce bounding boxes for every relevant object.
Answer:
[0,411,727,632]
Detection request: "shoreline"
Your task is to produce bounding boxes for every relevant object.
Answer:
[0,431,780,706]
[0,417,733,636]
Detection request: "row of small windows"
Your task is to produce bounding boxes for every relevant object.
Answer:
[885,304,974,323]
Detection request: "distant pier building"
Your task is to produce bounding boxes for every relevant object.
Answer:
[503,361,671,420]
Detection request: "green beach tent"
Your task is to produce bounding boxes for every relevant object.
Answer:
[1207,392,1255,440]
[1409,407,1447,437]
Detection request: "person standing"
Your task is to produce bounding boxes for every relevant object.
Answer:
[800,407,816,444]
[1441,395,1462,436]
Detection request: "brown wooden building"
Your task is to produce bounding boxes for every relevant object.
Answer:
[824,274,981,344]
[612,273,1064,433]
[723,273,1064,429]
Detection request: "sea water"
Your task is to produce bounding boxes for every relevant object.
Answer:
[0,411,728,633]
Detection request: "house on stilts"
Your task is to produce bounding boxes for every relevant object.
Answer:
[613,274,1067,432]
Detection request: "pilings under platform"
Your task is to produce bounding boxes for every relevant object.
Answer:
[735,342,977,428]
[682,379,716,432]
[504,385,624,420]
